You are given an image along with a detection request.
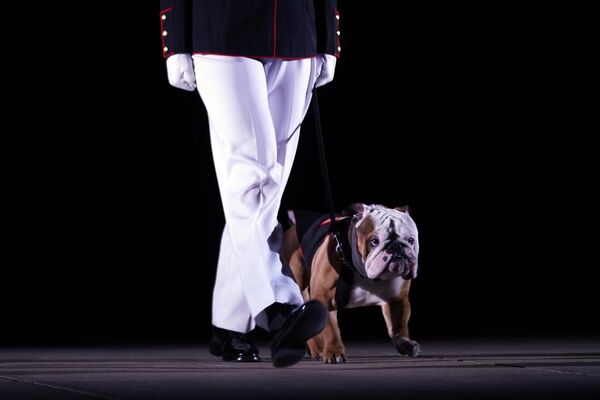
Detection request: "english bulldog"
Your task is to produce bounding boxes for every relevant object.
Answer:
[281,203,421,363]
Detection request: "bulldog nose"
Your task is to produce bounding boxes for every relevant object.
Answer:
[387,241,403,256]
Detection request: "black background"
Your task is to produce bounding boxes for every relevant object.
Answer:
[5,1,596,344]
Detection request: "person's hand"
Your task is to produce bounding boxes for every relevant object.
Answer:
[166,53,197,91]
[315,54,337,88]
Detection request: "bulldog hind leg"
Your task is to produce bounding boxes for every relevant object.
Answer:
[282,225,322,359]
[282,225,309,291]
[304,292,345,362]
[306,333,324,360]
[298,287,324,360]
[381,295,421,357]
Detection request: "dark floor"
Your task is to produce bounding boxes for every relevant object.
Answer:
[1,338,599,400]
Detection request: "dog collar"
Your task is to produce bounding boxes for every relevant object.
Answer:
[332,217,366,279]
[332,217,354,308]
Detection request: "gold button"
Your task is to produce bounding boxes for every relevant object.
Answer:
[163,46,169,52]
[161,14,167,21]
[162,30,168,36]
[336,15,340,20]
[337,30,341,36]
[337,46,341,52]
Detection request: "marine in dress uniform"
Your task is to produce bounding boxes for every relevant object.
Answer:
[158,0,341,367]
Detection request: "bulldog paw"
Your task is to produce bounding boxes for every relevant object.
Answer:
[323,350,347,364]
[394,336,421,357]
[308,348,324,361]
[307,337,324,361]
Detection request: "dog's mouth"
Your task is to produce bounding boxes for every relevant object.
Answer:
[382,253,415,280]
[366,248,417,280]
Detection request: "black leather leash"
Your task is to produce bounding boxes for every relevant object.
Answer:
[310,89,337,233]
[311,89,358,275]
[311,89,357,307]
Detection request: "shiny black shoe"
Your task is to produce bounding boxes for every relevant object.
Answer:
[266,300,327,368]
[209,326,260,362]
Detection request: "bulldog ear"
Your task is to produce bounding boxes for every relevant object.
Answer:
[395,205,411,214]
[342,203,366,216]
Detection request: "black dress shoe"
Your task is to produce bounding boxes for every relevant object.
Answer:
[209,326,260,362]
[266,300,327,368]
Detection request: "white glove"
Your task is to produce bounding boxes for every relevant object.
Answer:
[315,53,337,88]
[166,53,197,92]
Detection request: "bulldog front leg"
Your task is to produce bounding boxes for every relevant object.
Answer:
[320,309,346,363]
[381,293,421,357]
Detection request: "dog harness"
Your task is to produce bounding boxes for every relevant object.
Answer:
[289,210,356,308]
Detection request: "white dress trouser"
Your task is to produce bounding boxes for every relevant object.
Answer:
[193,54,321,333]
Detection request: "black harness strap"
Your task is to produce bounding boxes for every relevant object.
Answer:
[331,217,356,308]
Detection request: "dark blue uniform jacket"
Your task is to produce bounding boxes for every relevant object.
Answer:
[159,0,340,59]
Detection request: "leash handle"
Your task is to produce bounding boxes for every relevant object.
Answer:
[311,89,337,233]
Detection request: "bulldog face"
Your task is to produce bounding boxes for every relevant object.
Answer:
[348,204,419,280]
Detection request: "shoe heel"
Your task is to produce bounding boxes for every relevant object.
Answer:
[209,341,223,357]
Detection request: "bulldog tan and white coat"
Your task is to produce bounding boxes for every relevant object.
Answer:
[282,203,421,363]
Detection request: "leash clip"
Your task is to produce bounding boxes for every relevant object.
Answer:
[331,232,345,259]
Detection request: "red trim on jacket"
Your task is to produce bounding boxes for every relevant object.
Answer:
[159,7,173,60]
[193,52,316,61]
[272,0,278,57]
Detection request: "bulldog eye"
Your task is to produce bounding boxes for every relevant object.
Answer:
[407,237,415,245]
[369,238,380,247]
